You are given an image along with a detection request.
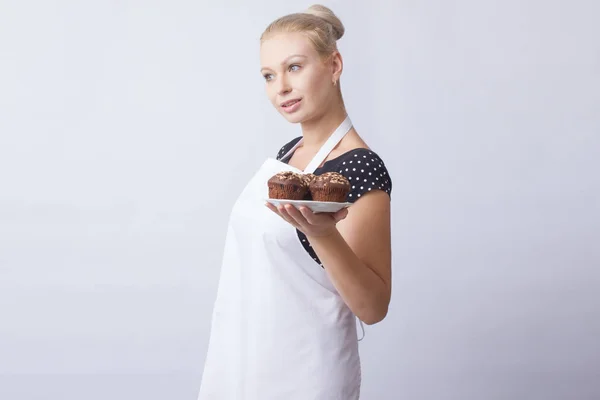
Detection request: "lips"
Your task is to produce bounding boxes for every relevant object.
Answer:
[281,99,301,107]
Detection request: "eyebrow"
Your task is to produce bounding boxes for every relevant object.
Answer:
[260,54,307,73]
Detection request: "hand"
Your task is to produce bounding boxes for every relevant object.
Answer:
[265,203,349,238]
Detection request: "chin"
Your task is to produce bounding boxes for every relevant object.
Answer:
[280,110,306,124]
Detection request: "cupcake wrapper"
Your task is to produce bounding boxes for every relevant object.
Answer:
[310,187,348,202]
[268,183,307,200]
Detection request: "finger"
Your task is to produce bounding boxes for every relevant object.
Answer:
[299,206,331,226]
[265,202,278,213]
[285,204,310,228]
[333,207,349,223]
[266,203,288,222]
[277,205,292,221]
[278,205,302,229]
[266,203,287,219]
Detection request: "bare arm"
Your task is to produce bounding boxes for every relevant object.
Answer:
[267,189,392,325]
[305,190,392,324]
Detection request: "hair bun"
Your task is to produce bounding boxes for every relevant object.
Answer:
[305,4,345,40]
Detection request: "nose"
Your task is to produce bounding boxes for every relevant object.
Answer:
[276,75,292,96]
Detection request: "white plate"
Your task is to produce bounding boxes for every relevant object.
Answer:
[265,198,352,213]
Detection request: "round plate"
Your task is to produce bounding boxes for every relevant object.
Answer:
[265,198,352,214]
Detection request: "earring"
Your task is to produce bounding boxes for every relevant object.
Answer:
[333,80,337,86]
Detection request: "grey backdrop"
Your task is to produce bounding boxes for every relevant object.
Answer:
[1,1,598,399]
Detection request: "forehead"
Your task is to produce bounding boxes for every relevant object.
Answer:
[260,32,318,68]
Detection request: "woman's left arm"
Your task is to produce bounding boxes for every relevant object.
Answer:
[309,190,391,325]
[267,190,392,325]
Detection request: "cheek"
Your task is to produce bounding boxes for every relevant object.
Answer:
[305,77,330,106]
[266,85,278,105]
[295,71,321,95]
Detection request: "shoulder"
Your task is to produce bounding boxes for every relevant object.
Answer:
[329,148,392,201]
[276,136,302,160]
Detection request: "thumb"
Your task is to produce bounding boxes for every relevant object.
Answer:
[333,207,349,223]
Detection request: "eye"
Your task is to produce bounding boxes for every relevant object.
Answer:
[262,64,300,82]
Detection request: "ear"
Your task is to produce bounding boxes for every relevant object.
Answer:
[330,51,343,82]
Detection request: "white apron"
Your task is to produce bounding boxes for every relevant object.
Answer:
[198,116,362,400]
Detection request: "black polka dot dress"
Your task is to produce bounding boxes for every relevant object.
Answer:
[276,137,393,267]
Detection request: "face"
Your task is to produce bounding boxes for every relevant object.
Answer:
[260,32,339,124]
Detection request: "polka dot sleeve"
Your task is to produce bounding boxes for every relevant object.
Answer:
[276,137,302,161]
[274,146,392,269]
[332,149,392,201]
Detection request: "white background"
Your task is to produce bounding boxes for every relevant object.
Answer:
[1,0,599,399]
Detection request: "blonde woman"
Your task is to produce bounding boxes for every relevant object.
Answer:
[198,5,392,399]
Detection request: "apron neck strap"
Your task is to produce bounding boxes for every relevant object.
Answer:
[280,115,353,173]
[303,115,353,173]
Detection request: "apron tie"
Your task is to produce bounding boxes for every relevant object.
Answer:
[357,318,365,342]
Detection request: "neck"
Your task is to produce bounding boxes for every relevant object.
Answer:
[300,103,348,149]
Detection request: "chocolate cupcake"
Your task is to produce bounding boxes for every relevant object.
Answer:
[301,173,316,187]
[268,171,308,200]
[301,173,316,199]
[309,172,351,202]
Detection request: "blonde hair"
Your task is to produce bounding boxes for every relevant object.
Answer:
[260,4,345,59]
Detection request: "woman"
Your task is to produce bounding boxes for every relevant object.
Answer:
[198,5,392,399]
